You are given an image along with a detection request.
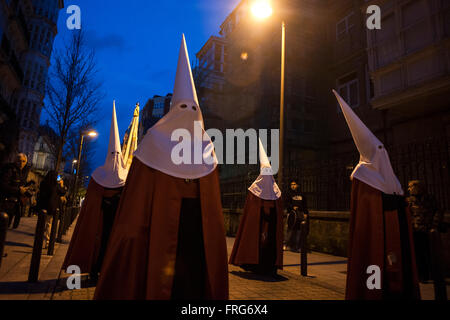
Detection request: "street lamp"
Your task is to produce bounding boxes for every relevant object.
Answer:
[252,1,308,277]
[251,0,285,191]
[251,0,273,19]
[71,130,97,207]
[71,159,78,174]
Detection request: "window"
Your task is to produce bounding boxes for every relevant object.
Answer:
[401,0,433,54]
[152,100,165,118]
[336,12,354,41]
[337,73,359,110]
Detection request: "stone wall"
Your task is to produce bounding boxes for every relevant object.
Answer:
[307,211,350,257]
[223,209,450,277]
[223,209,350,257]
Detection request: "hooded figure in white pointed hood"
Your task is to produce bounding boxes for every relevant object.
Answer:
[64,103,128,279]
[248,139,282,200]
[91,102,128,188]
[333,90,420,300]
[133,34,217,179]
[333,90,403,196]
[229,140,284,275]
[94,35,228,300]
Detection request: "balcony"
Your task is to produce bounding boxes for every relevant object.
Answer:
[366,1,450,113]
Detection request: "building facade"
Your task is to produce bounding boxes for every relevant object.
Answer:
[0,0,63,163]
[198,0,450,214]
[0,0,31,163]
[15,0,64,158]
[32,123,57,174]
[196,0,327,207]
[194,35,227,130]
[138,93,172,140]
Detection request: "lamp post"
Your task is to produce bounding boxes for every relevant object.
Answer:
[71,159,77,174]
[251,0,285,190]
[251,0,308,276]
[71,130,97,207]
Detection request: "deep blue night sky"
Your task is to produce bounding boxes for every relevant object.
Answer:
[45,0,240,172]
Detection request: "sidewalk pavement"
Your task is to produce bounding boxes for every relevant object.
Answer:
[0,215,70,300]
[0,215,447,300]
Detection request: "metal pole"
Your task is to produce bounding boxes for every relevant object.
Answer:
[28,210,46,282]
[56,205,64,243]
[429,230,447,300]
[71,134,84,208]
[47,208,59,256]
[278,21,286,192]
[0,212,9,268]
[300,212,310,276]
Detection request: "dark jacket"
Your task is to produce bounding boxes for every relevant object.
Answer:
[0,163,29,200]
[36,171,59,215]
[285,189,309,214]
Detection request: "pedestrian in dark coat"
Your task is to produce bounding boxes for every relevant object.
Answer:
[0,153,30,229]
[285,181,309,252]
[36,170,60,248]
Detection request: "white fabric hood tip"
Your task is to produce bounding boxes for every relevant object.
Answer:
[133,34,217,179]
[332,89,404,196]
[91,101,128,188]
[248,139,282,200]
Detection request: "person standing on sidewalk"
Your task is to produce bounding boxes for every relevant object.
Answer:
[407,180,443,282]
[0,153,30,229]
[63,103,128,283]
[229,139,284,277]
[333,90,420,300]
[285,181,309,253]
[36,170,59,249]
[94,35,228,300]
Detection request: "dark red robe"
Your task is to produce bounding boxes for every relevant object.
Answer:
[229,192,284,270]
[63,179,121,273]
[94,159,229,300]
[346,178,420,299]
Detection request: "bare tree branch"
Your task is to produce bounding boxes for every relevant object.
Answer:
[44,30,104,173]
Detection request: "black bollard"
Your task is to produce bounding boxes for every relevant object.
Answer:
[28,210,47,282]
[63,206,71,235]
[0,212,9,269]
[71,205,78,225]
[56,207,65,243]
[429,230,447,300]
[47,208,59,256]
[300,229,308,276]
[65,205,72,233]
[300,214,309,277]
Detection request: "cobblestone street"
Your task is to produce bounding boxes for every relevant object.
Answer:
[0,216,446,300]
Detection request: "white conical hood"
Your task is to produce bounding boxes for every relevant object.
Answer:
[91,101,128,188]
[171,34,199,109]
[248,139,281,200]
[332,90,403,195]
[133,34,217,179]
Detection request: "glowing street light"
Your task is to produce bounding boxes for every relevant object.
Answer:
[251,0,273,20]
[87,131,98,138]
[71,129,98,206]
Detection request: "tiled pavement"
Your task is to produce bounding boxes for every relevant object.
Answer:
[0,215,447,300]
[0,216,69,300]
